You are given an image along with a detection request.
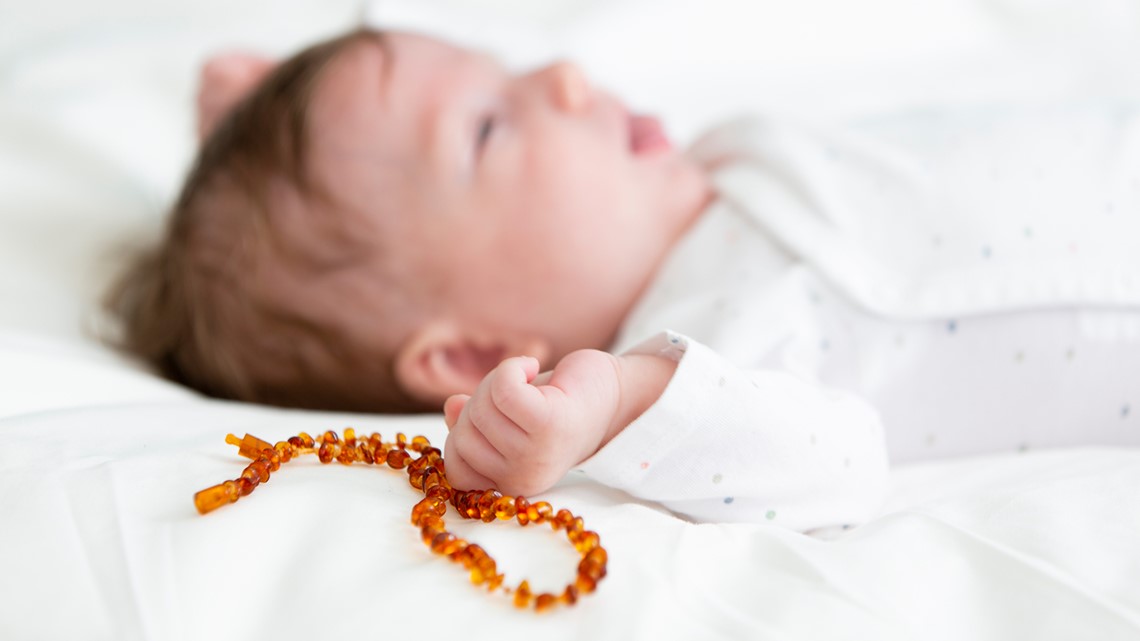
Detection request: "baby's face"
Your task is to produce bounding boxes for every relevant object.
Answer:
[305,32,710,359]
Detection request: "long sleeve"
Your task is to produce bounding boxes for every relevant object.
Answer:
[576,331,889,531]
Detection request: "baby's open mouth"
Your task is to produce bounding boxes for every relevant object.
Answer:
[628,113,672,155]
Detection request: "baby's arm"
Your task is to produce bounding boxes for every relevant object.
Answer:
[446,331,889,531]
[442,350,676,497]
[577,332,889,530]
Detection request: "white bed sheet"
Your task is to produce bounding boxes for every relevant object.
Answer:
[1,1,1138,639]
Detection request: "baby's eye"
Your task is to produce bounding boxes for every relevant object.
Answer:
[476,115,495,151]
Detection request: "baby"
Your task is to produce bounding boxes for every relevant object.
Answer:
[111,28,1140,531]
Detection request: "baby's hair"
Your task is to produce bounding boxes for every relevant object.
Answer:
[106,28,430,413]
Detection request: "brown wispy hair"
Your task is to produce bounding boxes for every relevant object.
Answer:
[105,28,430,413]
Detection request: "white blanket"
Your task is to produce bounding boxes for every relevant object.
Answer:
[2,1,1138,639]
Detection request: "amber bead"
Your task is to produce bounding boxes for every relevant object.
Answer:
[411,435,430,452]
[533,501,553,523]
[430,532,458,554]
[273,442,294,463]
[335,446,356,465]
[424,520,444,542]
[343,428,356,446]
[485,573,505,591]
[395,433,407,449]
[552,509,574,530]
[569,530,600,554]
[577,557,606,582]
[425,485,451,501]
[411,497,447,526]
[236,477,255,496]
[567,516,585,533]
[264,452,281,472]
[515,497,531,525]
[513,580,533,608]
[535,593,557,612]
[574,575,597,594]
[492,496,517,520]
[317,443,334,464]
[193,483,231,514]
[584,547,608,567]
[226,433,274,460]
[322,430,340,444]
[420,467,443,493]
[386,449,410,469]
[407,455,430,476]
[560,585,579,605]
[477,490,502,523]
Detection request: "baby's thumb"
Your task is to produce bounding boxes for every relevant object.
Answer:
[443,394,470,429]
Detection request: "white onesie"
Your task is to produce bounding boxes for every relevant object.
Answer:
[577,104,1140,531]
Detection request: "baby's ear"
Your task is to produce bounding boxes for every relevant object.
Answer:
[394,321,551,407]
[196,52,276,140]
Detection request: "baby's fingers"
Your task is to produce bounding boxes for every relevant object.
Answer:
[489,356,552,433]
[443,394,470,429]
[441,432,497,491]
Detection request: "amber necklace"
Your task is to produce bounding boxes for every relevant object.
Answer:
[194,428,607,611]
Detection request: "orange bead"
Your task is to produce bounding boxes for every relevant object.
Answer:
[572,530,600,554]
[478,490,502,523]
[513,580,533,608]
[193,483,231,514]
[420,522,445,546]
[535,593,557,612]
[250,460,270,482]
[577,557,606,582]
[492,496,517,520]
[264,452,281,472]
[425,484,451,501]
[227,433,274,460]
[335,446,356,465]
[386,449,410,469]
[411,497,448,525]
[430,532,458,555]
[297,432,315,448]
[574,575,597,594]
[240,467,261,487]
[343,428,356,446]
[411,435,430,452]
[407,455,430,476]
[551,508,574,530]
[485,573,505,591]
[236,477,255,496]
[567,516,584,533]
[560,585,579,605]
[273,442,294,463]
[318,443,334,464]
[322,430,340,445]
[396,433,407,449]
[585,547,608,567]
[515,497,531,525]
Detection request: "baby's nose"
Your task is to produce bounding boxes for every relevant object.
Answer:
[543,61,592,114]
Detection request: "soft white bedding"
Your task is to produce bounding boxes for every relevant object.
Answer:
[1,1,1138,639]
